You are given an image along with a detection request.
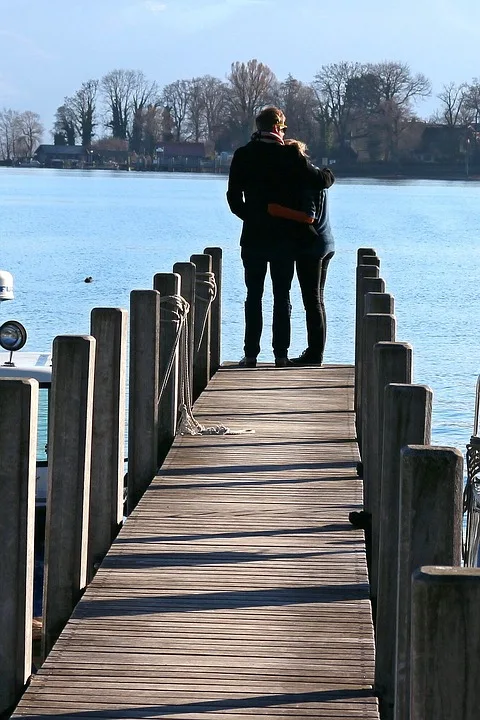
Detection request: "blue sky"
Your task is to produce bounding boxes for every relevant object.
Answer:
[1,0,479,137]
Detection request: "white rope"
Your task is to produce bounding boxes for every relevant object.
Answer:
[154,284,254,436]
[463,434,480,566]
[194,271,216,357]
[155,294,188,407]
[176,290,254,437]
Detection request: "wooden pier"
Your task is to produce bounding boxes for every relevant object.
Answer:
[12,363,378,719]
[4,246,475,720]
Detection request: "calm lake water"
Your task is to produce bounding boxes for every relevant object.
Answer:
[1,167,480,452]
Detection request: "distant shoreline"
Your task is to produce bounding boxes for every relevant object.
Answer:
[2,164,479,182]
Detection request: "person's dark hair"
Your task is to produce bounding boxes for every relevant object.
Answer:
[255,106,286,132]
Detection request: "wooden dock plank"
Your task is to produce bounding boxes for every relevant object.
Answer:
[13,364,379,719]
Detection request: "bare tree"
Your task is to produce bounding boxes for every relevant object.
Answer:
[277,75,322,152]
[185,77,206,142]
[312,62,365,156]
[101,69,137,140]
[436,82,467,126]
[162,80,191,141]
[463,80,480,124]
[66,80,99,146]
[18,111,43,156]
[201,75,229,142]
[142,105,163,156]
[130,72,159,152]
[0,108,22,160]
[226,59,278,142]
[53,104,76,145]
[369,61,431,107]
[366,61,431,159]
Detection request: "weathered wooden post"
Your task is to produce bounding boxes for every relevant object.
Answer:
[88,308,127,575]
[361,255,381,267]
[361,311,395,514]
[394,446,463,720]
[128,290,160,514]
[153,272,181,466]
[365,292,394,316]
[357,247,377,263]
[369,341,413,605]
[0,378,38,713]
[359,281,387,409]
[204,246,222,377]
[190,253,212,402]
[411,566,480,720]
[42,335,95,660]
[173,261,196,402]
[354,265,381,447]
[375,384,432,720]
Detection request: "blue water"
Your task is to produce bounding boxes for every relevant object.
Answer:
[1,168,480,453]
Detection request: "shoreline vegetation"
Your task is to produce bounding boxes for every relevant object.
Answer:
[1,60,480,175]
[2,162,479,182]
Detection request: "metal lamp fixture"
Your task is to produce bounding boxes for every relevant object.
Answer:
[0,320,28,365]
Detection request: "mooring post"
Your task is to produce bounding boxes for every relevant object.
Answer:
[42,335,95,660]
[365,292,395,316]
[360,312,396,514]
[190,253,212,402]
[361,255,381,268]
[358,280,387,440]
[411,566,480,720]
[394,446,463,720]
[369,341,413,606]
[173,261,196,403]
[357,247,377,263]
[204,246,222,377]
[354,264,381,448]
[128,290,160,514]
[88,308,127,576]
[0,378,38,713]
[153,272,181,466]
[374,384,432,720]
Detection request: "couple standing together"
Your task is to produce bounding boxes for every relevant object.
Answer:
[227,106,335,368]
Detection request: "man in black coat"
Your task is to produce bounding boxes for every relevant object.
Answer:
[227,106,335,367]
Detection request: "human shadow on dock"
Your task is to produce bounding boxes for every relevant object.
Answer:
[180,437,357,449]
[117,523,355,544]
[15,687,375,718]
[77,583,370,618]
[200,408,351,417]
[150,477,359,495]
[103,547,359,569]
[160,460,355,476]
[207,383,353,392]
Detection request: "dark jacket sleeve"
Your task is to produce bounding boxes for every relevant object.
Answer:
[303,158,335,189]
[226,149,247,220]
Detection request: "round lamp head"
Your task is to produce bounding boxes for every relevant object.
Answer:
[0,320,27,352]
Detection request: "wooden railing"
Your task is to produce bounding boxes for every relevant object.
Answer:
[355,248,476,720]
[0,246,222,715]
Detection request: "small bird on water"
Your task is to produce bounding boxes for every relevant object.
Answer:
[84,276,93,283]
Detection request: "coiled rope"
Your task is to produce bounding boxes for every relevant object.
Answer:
[463,435,480,566]
[193,271,216,355]
[463,374,480,566]
[157,286,254,436]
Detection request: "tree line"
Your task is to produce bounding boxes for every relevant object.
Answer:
[1,58,480,163]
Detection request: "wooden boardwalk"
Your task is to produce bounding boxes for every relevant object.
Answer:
[14,364,379,720]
